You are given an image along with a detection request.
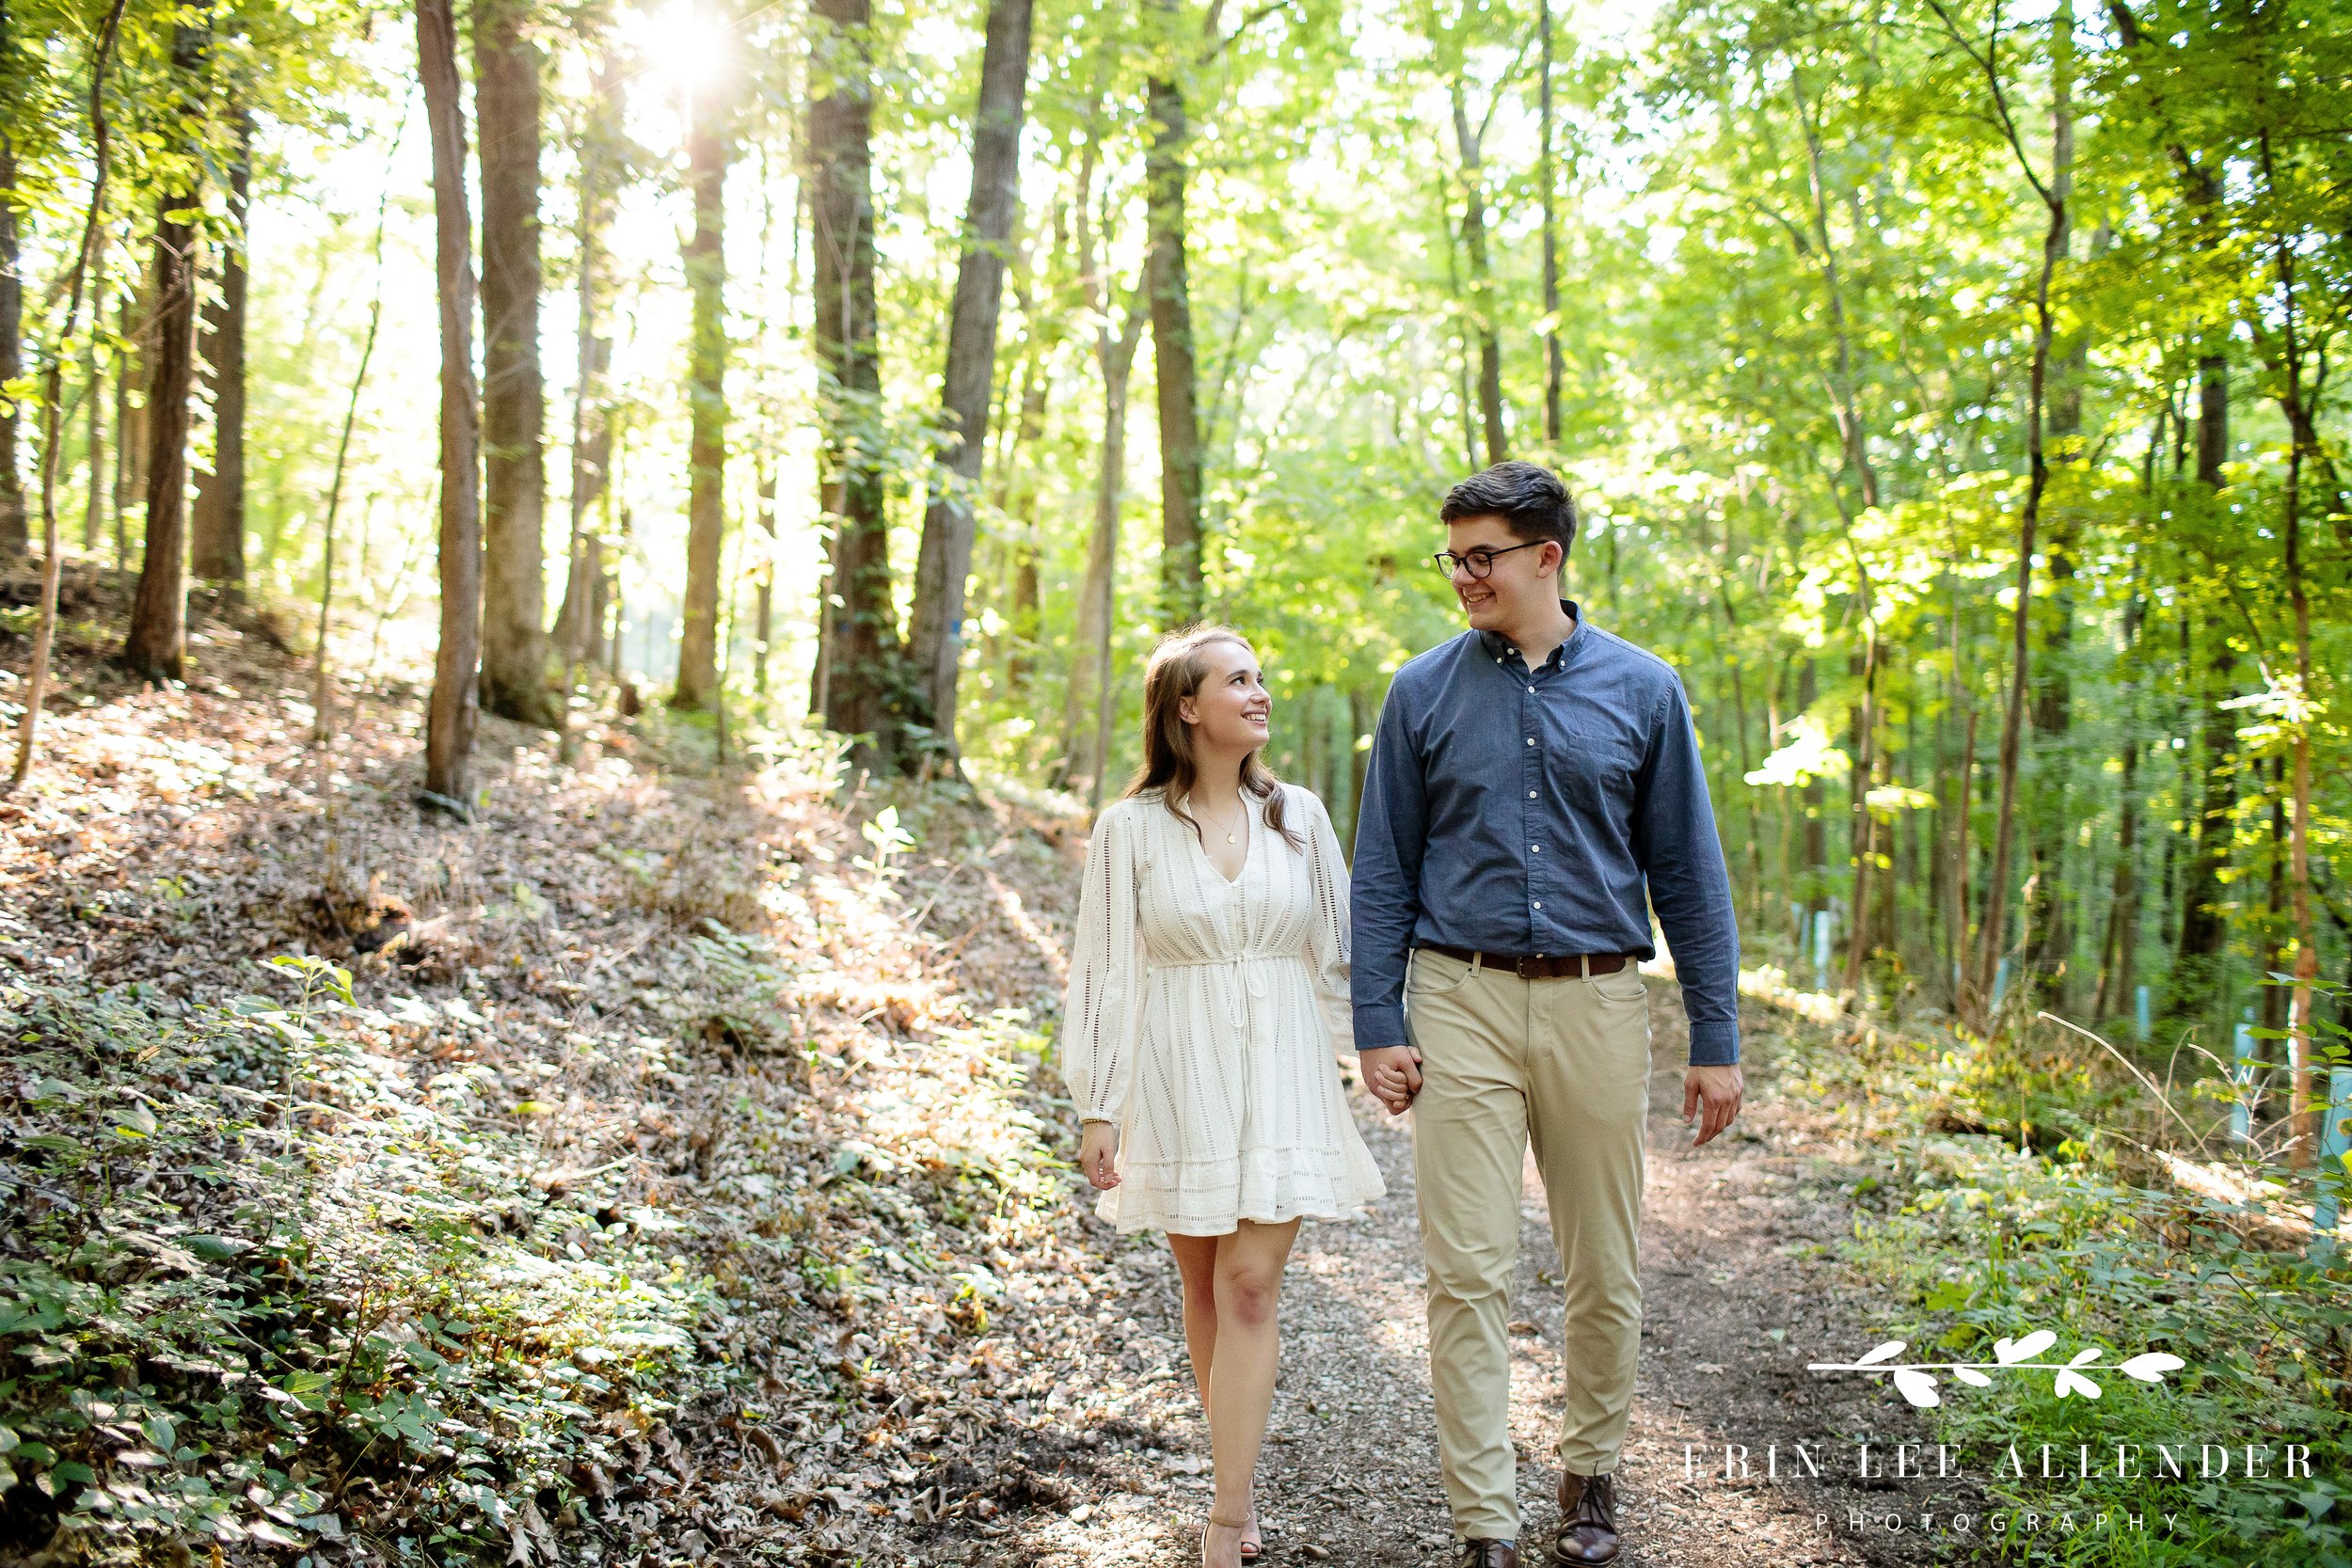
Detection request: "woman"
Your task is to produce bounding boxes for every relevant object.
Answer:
[1061,624,1386,1568]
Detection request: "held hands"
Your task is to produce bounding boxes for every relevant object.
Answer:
[1359,1045,1422,1115]
[1682,1063,1743,1147]
[1078,1120,1121,1190]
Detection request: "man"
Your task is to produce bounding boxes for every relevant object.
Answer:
[1351,461,1744,1568]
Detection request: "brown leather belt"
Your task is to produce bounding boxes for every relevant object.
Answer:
[1421,943,1632,980]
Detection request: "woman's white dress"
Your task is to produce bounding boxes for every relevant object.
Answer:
[1060,783,1387,1235]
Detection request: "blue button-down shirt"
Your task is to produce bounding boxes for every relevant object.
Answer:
[1350,603,1742,1066]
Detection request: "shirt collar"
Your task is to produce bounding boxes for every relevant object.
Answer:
[1478,599,1583,669]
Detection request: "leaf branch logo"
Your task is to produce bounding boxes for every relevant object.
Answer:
[1807,1330,2185,1408]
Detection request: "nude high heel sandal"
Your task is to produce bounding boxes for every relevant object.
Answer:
[1203,1509,1252,1568]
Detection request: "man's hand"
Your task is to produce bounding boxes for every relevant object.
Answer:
[1359,1045,1423,1115]
[1681,1063,1743,1146]
[1078,1120,1120,1189]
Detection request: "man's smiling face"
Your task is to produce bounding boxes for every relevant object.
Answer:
[1444,513,1562,635]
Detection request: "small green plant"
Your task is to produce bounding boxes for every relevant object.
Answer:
[0,966,723,1560]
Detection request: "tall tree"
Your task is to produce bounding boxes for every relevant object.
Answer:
[13,0,129,784]
[1056,250,1148,800]
[419,0,483,809]
[1536,0,1562,449]
[1449,73,1504,467]
[122,9,212,682]
[807,0,896,756]
[190,107,251,589]
[904,0,1035,761]
[671,14,730,712]
[1144,0,1201,624]
[554,50,619,666]
[474,0,556,725]
[1931,0,2073,1022]
[0,126,23,555]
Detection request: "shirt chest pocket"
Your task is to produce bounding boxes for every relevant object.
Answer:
[1549,709,1642,811]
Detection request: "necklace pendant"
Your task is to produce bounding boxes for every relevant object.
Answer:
[1225,832,1237,844]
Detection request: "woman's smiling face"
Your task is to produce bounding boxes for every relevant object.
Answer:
[1179,638,1273,752]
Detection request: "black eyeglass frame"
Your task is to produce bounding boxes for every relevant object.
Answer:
[1430,539,1548,579]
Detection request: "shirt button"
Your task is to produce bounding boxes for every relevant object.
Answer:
[1533,845,1543,853]
[1527,790,1537,800]
[1533,900,1543,910]
[1525,736,1534,746]
[1526,686,1535,693]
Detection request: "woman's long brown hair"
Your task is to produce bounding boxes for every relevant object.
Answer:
[1120,625,1304,851]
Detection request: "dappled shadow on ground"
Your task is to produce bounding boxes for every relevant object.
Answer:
[928,985,1989,1568]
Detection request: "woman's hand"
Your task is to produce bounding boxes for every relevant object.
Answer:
[1079,1120,1121,1189]
[1358,1045,1422,1115]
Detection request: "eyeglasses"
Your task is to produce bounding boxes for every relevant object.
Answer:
[1431,541,1545,579]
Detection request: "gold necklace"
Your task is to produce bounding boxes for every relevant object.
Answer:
[1198,793,1246,845]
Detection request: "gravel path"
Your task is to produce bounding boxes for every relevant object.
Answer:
[930,980,1990,1567]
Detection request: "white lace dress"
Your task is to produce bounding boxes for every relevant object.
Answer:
[1059,783,1387,1235]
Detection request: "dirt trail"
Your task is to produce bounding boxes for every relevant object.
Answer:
[940,986,1986,1567]
[0,580,1985,1568]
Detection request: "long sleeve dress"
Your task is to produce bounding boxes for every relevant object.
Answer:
[1059,782,1387,1235]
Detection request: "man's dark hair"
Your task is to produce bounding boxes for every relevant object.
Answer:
[1438,460,1578,553]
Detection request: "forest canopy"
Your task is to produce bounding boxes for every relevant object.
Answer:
[3,0,2347,1085]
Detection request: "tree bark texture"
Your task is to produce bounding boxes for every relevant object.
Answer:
[419,0,483,807]
[122,13,211,683]
[673,65,729,711]
[1145,1,1201,625]
[190,108,251,587]
[808,0,896,757]
[904,0,1034,758]
[475,0,556,725]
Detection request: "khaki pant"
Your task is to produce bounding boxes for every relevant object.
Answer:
[1404,946,1651,1542]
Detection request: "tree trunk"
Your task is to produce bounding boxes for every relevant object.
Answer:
[0,135,24,555]
[2091,589,2144,1022]
[554,50,617,665]
[475,0,555,725]
[904,0,1034,760]
[1056,329,1140,802]
[2196,355,2226,483]
[419,0,483,808]
[1057,205,1149,800]
[754,467,776,692]
[121,12,210,683]
[808,0,895,757]
[1002,342,1049,696]
[1449,79,1505,467]
[1145,0,1201,626]
[12,0,128,785]
[2262,150,2322,1165]
[1968,2,2071,1022]
[1842,638,1878,997]
[2169,629,2237,1013]
[672,59,729,711]
[113,293,135,565]
[82,244,104,553]
[190,109,250,588]
[2025,517,2075,998]
[1793,71,1880,512]
[1537,0,1562,448]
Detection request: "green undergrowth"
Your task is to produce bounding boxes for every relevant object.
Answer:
[1768,1004,2352,1566]
[0,957,722,1561]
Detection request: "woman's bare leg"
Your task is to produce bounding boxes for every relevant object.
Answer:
[1171,1232,1263,1557]
[1202,1219,1299,1568]
[1169,1232,1221,1417]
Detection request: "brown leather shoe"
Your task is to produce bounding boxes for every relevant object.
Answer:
[1455,1541,1519,1568]
[1552,1471,1621,1565]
